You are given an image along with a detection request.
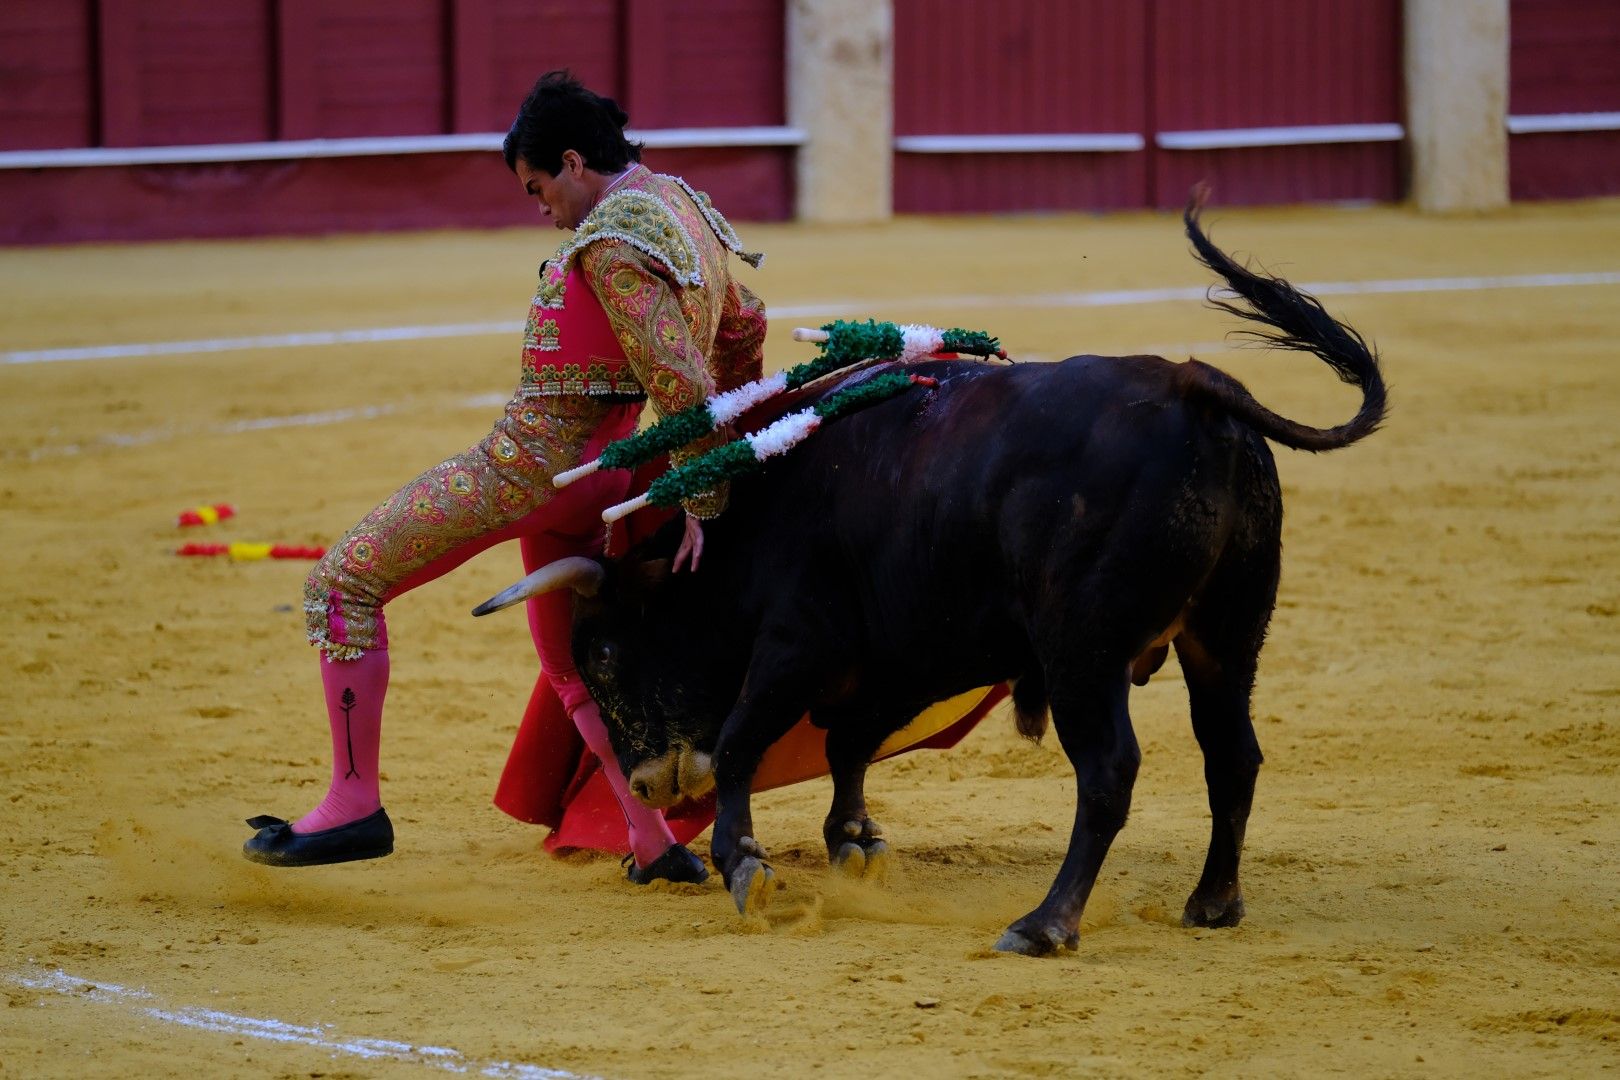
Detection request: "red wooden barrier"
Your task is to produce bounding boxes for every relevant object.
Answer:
[894,0,1403,212]
[1509,0,1620,199]
[1148,0,1402,208]
[95,0,275,147]
[0,0,790,243]
[0,0,95,151]
[893,0,1149,213]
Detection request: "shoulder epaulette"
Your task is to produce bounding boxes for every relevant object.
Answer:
[549,188,705,287]
[666,175,765,269]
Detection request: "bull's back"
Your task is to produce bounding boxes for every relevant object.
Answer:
[738,356,1268,682]
[822,355,1243,548]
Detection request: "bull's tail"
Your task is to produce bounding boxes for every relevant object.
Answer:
[1181,188,1387,452]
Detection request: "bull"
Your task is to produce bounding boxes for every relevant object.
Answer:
[476,197,1387,956]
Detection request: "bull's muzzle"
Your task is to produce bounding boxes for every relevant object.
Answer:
[627,748,715,808]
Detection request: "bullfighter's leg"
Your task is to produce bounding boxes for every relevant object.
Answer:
[520,531,703,882]
[996,654,1140,956]
[821,716,895,880]
[245,398,632,866]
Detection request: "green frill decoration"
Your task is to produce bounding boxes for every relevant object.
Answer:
[643,372,921,509]
[939,327,1003,357]
[812,370,917,420]
[812,320,1003,365]
[596,401,714,470]
[815,319,906,367]
[645,439,763,508]
[593,320,1000,477]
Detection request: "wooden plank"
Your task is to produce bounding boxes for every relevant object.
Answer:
[622,0,676,127]
[1509,0,1620,197]
[0,0,96,150]
[1510,0,1620,114]
[131,0,275,145]
[313,0,444,138]
[96,0,143,146]
[893,0,1149,212]
[489,0,624,122]
[275,0,322,139]
[451,0,496,132]
[1149,0,1402,207]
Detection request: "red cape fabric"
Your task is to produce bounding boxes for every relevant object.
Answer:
[493,672,1006,855]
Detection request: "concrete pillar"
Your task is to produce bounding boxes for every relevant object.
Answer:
[787,0,893,223]
[1404,0,1510,212]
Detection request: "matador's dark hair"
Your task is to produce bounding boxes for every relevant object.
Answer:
[502,69,642,176]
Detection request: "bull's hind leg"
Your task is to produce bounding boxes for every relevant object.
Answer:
[996,660,1140,956]
[1174,630,1265,928]
[1173,518,1277,928]
[821,718,895,880]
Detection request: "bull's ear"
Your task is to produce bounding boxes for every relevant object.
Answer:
[634,558,672,589]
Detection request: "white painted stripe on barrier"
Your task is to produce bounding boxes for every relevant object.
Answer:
[895,132,1146,153]
[1506,111,1620,135]
[0,127,807,169]
[5,270,1618,368]
[8,968,594,1080]
[1155,123,1405,150]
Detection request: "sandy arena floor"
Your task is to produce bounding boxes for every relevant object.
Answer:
[2,199,1618,1078]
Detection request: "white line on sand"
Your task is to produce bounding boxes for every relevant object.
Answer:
[9,968,596,1080]
[6,270,1617,367]
[19,393,511,461]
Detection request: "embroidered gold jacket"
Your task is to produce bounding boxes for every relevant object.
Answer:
[522,166,767,518]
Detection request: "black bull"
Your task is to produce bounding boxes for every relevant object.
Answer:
[476,200,1387,956]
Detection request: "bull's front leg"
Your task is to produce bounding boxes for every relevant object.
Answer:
[710,668,813,917]
[821,717,895,881]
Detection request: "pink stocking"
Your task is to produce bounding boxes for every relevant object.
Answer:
[294,649,390,834]
[553,673,678,868]
[522,525,681,869]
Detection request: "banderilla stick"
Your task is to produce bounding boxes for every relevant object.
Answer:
[601,493,650,524]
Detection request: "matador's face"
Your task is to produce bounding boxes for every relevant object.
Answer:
[515,152,593,231]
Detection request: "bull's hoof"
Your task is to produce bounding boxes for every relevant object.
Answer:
[728,855,776,917]
[860,839,890,882]
[993,925,1080,957]
[831,838,890,882]
[832,842,867,878]
[1182,892,1246,929]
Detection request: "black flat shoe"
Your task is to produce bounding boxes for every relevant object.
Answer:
[626,843,709,885]
[242,807,394,867]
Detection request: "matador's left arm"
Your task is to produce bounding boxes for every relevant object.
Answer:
[580,240,730,520]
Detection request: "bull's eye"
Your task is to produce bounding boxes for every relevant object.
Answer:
[592,641,618,673]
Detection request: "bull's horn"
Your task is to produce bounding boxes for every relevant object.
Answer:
[792,327,830,343]
[471,556,604,616]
